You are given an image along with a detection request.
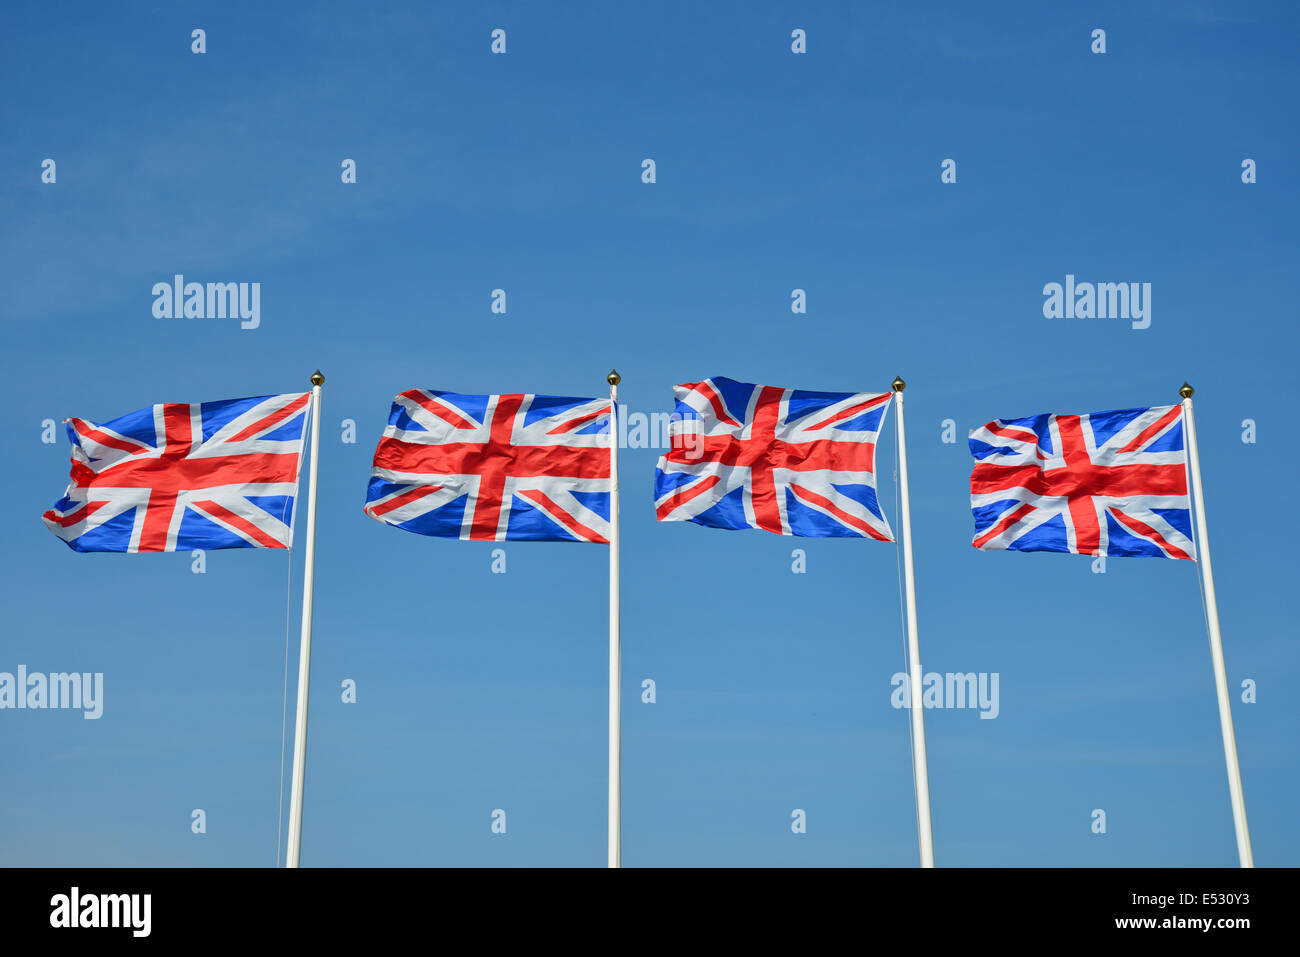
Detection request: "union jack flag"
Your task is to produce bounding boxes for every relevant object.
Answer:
[43,393,311,553]
[653,377,894,540]
[969,404,1194,560]
[364,389,613,543]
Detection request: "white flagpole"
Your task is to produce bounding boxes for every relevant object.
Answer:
[286,370,324,869]
[607,369,622,868]
[1179,383,1253,868]
[892,377,935,868]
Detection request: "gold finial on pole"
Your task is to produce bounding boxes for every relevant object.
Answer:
[310,370,325,387]
[1179,382,1194,399]
[607,369,621,386]
[892,376,906,392]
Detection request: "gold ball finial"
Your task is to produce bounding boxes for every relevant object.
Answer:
[310,370,325,386]
[892,376,905,392]
[607,369,621,386]
[1179,382,1193,399]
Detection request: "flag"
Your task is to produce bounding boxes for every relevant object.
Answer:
[653,376,894,539]
[364,389,613,542]
[968,404,1194,559]
[43,393,311,553]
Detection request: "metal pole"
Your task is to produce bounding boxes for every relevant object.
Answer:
[286,370,324,868]
[1179,382,1253,867]
[607,369,622,868]
[893,377,935,867]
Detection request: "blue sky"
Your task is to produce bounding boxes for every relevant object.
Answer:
[1,0,1297,866]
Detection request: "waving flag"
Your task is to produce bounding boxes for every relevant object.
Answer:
[968,404,1193,560]
[364,389,612,543]
[43,393,311,553]
[653,377,894,540]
